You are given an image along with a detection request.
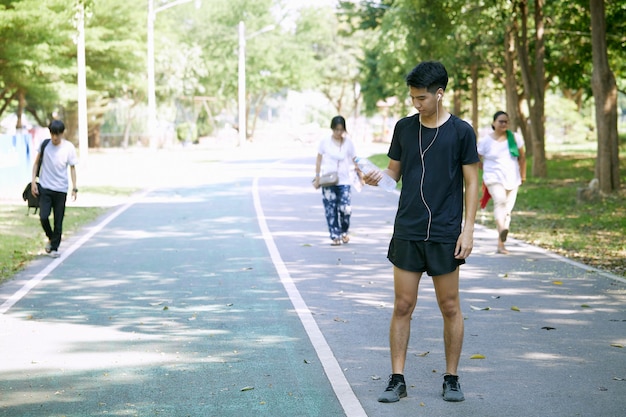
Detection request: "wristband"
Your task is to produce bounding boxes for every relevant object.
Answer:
[73,188,78,192]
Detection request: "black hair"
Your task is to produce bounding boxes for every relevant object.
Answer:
[48,120,65,135]
[491,111,508,130]
[330,115,347,131]
[405,61,448,94]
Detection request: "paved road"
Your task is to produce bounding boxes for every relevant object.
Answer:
[1,145,625,416]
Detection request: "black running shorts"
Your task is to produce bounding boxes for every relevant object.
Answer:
[387,238,465,276]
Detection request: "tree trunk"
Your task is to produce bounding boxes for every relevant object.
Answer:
[589,0,620,193]
[90,124,101,148]
[504,23,531,153]
[514,0,547,177]
[16,89,26,129]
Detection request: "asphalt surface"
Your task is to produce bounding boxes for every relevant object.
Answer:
[1,142,625,417]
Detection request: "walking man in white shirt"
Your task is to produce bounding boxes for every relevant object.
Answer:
[31,120,79,258]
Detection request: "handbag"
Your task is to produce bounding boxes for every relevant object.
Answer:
[318,171,338,187]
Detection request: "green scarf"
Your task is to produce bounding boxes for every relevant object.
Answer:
[506,130,519,157]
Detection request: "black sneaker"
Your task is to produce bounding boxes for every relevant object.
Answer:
[378,375,407,403]
[442,374,465,402]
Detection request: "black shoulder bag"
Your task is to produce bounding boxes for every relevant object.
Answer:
[22,138,51,214]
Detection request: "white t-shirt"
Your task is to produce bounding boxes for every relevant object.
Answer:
[38,139,78,193]
[317,135,357,186]
[477,133,524,190]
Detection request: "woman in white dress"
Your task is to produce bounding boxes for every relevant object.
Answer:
[478,111,527,254]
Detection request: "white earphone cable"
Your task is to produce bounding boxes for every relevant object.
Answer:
[418,99,440,241]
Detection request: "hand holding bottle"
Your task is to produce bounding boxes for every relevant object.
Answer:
[355,158,397,191]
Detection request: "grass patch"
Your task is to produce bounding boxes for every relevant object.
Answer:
[0,186,138,284]
[0,205,108,282]
[511,155,626,276]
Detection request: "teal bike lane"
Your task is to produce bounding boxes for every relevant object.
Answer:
[0,159,350,417]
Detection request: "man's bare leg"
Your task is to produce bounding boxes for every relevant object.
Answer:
[390,266,422,374]
[433,267,465,401]
[378,266,422,403]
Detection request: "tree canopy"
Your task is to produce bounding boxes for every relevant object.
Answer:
[0,0,623,191]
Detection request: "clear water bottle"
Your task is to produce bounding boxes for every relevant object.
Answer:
[355,157,397,192]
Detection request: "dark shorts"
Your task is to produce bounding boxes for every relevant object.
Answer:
[387,238,465,276]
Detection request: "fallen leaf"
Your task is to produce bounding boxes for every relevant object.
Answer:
[302,243,312,247]
[242,267,253,271]
[491,296,501,299]
[470,305,491,311]
[419,402,426,407]
[333,317,347,322]
[541,326,556,331]
[415,351,430,357]
[552,281,563,285]
[470,354,486,359]
[226,303,233,307]
[371,375,381,380]
[149,302,163,306]
[610,343,623,348]
[303,359,311,364]
[581,304,591,308]
[511,306,521,312]
[162,306,169,311]
[613,377,625,381]
[240,386,254,392]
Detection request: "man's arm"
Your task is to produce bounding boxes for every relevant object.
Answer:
[361,158,401,186]
[385,159,401,183]
[70,165,77,201]
[31,153,41,196]
[455,162,480,259]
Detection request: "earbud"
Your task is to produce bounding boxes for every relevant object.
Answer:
[437,94,442,101]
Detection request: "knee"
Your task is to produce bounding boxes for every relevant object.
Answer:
[339,204,352,215]
[438,297,461,319]
[394,296,416,317]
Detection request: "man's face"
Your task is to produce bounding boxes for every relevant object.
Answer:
[50,132,63,146]
[409,86,438,114]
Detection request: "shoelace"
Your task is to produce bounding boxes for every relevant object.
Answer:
[386,378,403,391]
[445,377,460,391]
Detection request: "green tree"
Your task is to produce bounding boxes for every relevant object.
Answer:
[340,0,622,189]
[0,0,75,126]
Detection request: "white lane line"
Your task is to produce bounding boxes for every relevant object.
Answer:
[252,176,368,417]
[0,190,151,314]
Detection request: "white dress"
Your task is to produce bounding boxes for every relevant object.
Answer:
[477,133,524,190]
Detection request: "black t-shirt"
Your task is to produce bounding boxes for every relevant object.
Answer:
[387,114,479,243]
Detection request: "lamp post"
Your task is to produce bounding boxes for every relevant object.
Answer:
[147,0,200,149]
[237,21,275,147]
[76,2,88,159]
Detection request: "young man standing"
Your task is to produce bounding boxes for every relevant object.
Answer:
[362,61,479,403]
[31,120,78,258]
